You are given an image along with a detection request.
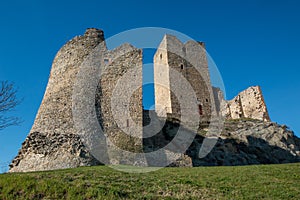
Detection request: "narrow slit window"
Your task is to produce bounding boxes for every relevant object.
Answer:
[127,119,129,127]
[198,104,203,115]
[180,64,184,70]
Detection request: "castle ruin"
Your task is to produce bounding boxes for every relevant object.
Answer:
[9,28,271,172]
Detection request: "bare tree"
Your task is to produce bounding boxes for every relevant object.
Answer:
[0,81,22,130]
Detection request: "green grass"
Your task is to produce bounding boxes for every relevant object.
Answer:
[0,163,299,199]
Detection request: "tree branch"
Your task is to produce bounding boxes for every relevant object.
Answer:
[0,81,22,131]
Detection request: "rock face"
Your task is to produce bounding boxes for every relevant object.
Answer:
[191,120,300,166]
[9,28,299,172]
[143,112,300,167]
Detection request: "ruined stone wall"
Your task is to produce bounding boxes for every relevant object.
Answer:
[31,28,104,135]
[10,28,105,172]
[154,35,213,123]
[96,44,143,153]
[183,40,214,122]
[10,28,144,172]
[226,86,270,121]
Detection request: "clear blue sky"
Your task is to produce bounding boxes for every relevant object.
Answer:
[0,0,299,172]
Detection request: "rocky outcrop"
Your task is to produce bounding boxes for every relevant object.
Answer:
[143,111,300,167]
[189,119,300,166]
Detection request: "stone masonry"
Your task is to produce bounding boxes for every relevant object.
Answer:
[96,43,143,153]
[9,28,278,172]
[10,28,105,172]
[225,86,270,121]
[154,35,213,123]
[10,28,143,172]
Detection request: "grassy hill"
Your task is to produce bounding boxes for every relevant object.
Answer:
[0,163,299,199]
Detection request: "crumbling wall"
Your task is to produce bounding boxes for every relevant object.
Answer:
[10,28,144,172]
[10,28,105,172]
[96,44,143,153]
[227,86,270,121]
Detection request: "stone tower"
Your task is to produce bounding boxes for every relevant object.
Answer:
[9,28,143,172]
[154,35,214,123]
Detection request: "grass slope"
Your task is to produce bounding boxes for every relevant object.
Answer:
[0,163,299,199]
